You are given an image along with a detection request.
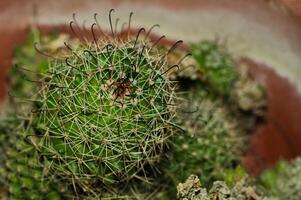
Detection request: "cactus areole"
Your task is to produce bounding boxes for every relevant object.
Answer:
[30,28,178,189]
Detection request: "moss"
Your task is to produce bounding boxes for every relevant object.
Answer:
[177,175,208,200]
[222,166,248,187]
[177,175,263,200]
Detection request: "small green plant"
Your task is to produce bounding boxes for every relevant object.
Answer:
[0,30,74,199]
[191,40,237,97]
[181,41,266,125]
[0,111,16,190]
[10,27,77,99]
[0,107,70,200]
[10,29,46,98]
[163,83,244,198]
[23,12,180,197]
[259,157,301,200]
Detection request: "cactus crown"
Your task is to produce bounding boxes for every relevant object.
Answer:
[26,11,180,195]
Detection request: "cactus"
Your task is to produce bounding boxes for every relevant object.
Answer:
[0,109,15,198]
[230,64,266,116]
[0,29,78,199]
[190,41,266,117]
[162,82,244,198]
[22,13,179,197]
[259,157,301,200]
[190,40,237,97]
[11,28,76,99]
[3,118,69,200]
[10,28,45,98]
[165,53,265,198]
[0,104,70,200]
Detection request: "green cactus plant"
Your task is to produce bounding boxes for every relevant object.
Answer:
[190,40,238,97]
[162,82,244,199]
[22,15,179,197]
[0,110,15,197]
[177,40,266,130]
[3,118,69,200]
[190,40,266,117]
[162,42,264,198]
[259,157,301,200]
[0,30,76,199]
[3,13,268,199]
[10,28,45,98]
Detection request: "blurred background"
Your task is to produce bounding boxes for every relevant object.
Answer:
[1,0,301,176]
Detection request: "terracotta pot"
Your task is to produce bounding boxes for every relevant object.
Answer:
[1,0,301,176]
